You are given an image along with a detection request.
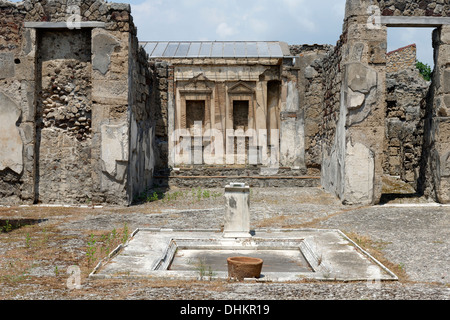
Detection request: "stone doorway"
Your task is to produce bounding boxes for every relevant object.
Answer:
[382,28,434,204]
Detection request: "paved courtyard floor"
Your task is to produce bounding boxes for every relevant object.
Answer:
[0,187,449,301]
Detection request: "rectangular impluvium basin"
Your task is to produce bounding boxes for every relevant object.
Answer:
[90,229,398,282]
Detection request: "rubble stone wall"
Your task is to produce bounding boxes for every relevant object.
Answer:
[376,0,450,17]
[128,35,157,203]
[384,68,430,187]
[386,44,417,73]
[419,26,450,203]
[0,0,156,205]
[35,28,93,204]
[289,44,334,175]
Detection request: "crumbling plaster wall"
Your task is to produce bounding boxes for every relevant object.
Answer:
[419,26,450,203]
[0,0,156,206]
[322,0,389,205]
[0,0,33,204]
[322,0,450,205]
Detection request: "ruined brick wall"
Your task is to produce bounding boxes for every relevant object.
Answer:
[322,1,389,205]
[321,40,344,157]
[17,0,132,29]
[384,43,430,187]
[321,0,450,205]
[386,44,417,73]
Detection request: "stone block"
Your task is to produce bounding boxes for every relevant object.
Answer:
[443,69,450,93]
[0,91,23,174]
[92,79,129,105]
[343,141,375,205]
[0,53,15,79]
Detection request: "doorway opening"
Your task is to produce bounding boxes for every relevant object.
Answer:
[381,27,434,204]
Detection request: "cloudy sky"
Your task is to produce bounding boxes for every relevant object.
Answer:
[126,0,434,66]
[9,0,435,65]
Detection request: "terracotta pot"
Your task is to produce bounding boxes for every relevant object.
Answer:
[227,256,263,281]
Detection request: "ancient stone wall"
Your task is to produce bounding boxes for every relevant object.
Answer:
[322,0,389,205]
[0,2,29,204]
[35,28,93,203]
[289,44,334,175]
[2,0,449,206]
[0,0,157,205]
[320,34,346,201]
[384,68,429,187]
[150,61,171,172]
[128,36,157,203]
[377,0,450,17]
[419,26,450,203]
[386,44,417,73]
[320,0,450,205]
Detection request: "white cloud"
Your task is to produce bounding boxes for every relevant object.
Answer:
[249,18,269,36]
[216,22,237,39]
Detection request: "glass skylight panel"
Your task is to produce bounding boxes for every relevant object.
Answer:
[223,42,235,57]
[144,41,285,58]
[199,42,212,57]
[151,42,168,57]
[187,42,201,57]
[246,42,258,57]
[211,42,224,57]
[257,42,270,57]
[234,42,247,57]
[143,42,157,56]
[175,42,190,57]
[163,42,179,57]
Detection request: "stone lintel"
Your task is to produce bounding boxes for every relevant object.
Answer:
[382,16,450,28]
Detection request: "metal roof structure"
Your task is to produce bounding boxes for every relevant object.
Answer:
[139,41,291,59]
